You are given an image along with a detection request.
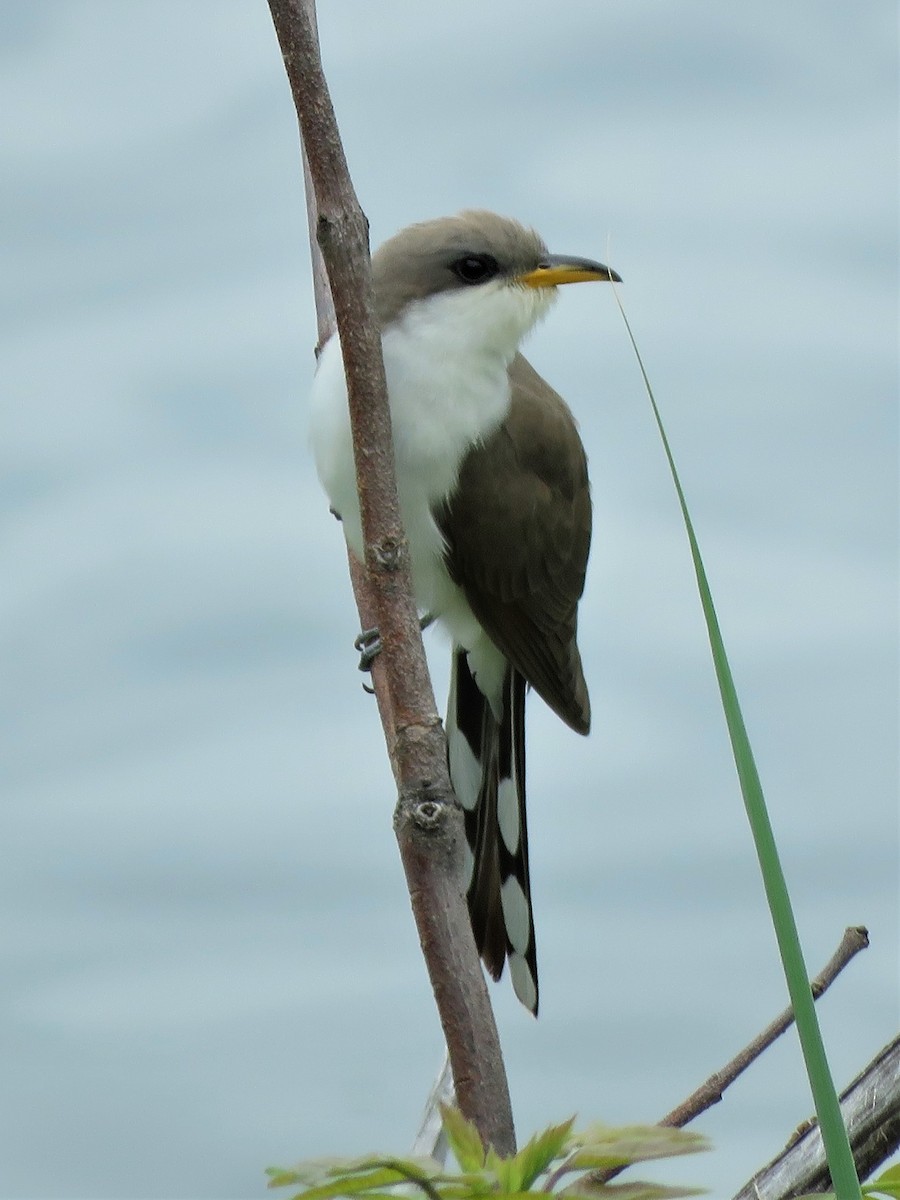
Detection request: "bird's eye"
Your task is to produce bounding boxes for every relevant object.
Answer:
[450,254,500,285]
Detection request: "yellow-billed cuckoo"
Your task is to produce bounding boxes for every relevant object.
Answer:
[310,211,618,1014]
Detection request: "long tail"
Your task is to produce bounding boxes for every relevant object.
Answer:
[446,647,538,1014]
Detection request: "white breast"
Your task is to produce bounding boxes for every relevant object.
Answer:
[308,280,555,702]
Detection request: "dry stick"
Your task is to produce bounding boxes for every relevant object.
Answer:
[732,1034,900,1200]
[266,0,516,1157]
[573,927,870,1192]
[661,925,870,1129]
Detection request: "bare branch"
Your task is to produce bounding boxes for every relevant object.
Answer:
[661,926,870,1128]
[266,0,515,1155]
[571,927,871,1193]
[732,1034,900,1199]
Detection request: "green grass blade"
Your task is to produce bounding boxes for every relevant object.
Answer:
[612,292,861,1200]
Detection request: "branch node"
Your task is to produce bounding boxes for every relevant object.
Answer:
[394,780,456,837]
[372,535,407,572]
[414,800,444,829]
[316,206,369,254]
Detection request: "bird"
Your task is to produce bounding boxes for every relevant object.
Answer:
[309,210,618,1014]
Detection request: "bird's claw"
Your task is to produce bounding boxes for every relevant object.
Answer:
[354,626,383,672]
[354,612,434,677]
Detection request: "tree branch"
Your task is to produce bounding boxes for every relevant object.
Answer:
[266,0,515,1156]
[571,927,872,1193]
[732,1034,900,1199]
[660,926,870,1129]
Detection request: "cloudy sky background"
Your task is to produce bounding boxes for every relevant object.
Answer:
[1,2,897,1196]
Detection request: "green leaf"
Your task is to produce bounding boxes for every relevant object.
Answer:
[267,1157,347,1190]
[347,1157,442,1180]
[267,1169,303,1189]
[429,1183,497,1200]
[267,1120,707,1200]
[266,1157,442,1199]
[463,1194,546,1200]
[565,1125,710,1169]
[325,1194,416,1200]
[427,1184,490,1200]
[440,1106,486,1174]
[464,1195,543,1200]
[277,1170,409,1200]
[485,1145,517,1192]
[488,1195,554,1200]
[612,292,862,1200]
[865,1178,900,1200]
[567,1183,704,1200]
[515,1117,577,1187]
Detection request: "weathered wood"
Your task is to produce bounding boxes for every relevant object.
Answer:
[732,1035,900,1200]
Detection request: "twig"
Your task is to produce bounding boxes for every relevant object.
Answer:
[572,927,870,1191]
[661,926,870,1128]
[732,1034,900,1199]
[266,0,516,1156]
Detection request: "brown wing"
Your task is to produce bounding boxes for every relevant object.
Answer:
[435,353,591,734]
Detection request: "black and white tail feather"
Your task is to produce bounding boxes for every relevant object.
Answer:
[446,647,538,1015]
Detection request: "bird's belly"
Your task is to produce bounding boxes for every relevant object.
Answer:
[308,330,509,708]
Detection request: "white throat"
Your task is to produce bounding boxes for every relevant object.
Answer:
[308,280,556,702]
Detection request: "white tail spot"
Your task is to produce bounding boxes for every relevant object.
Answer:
[500,875,530,956]
[508,951,537,1014]
[460,837,475,891]
[447,729,481,812]
[497,777,520,855]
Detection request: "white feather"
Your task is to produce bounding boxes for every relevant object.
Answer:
[460,839,475,894]
[497,777,520,855]
[508,952,537,1014]
[308,281,555,712]
[447,729,481,813]
[500,875,531,956]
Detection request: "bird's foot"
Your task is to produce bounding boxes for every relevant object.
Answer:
[354,612,436,674]
[355,627,382,672]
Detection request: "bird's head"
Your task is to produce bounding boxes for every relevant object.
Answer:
[371,210,619,358]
